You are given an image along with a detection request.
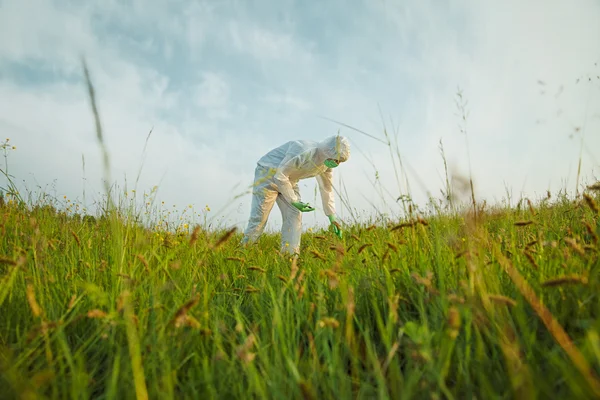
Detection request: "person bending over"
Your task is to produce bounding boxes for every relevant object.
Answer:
[241,135,351,255]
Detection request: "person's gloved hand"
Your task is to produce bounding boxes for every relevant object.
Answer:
[292,202,315,212]
[329,214,343,239]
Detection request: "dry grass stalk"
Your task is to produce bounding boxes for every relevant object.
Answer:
[212,227,237,249]
[447,293,465,304]
[583,193,599,213]
[26,284,43,318]
[351,234,360,241]
[170,294,200,327]
[321,269,339,289]
[67,294,77,311]
[236,334,256,364]
[290,256,299,281]
[276,275,288,283]
[70,230,81,247]
[488,294,517,307]
[382,341,400,373]
[564,238,586,256]
[587,182,600,191]
[226,257,245,263]
[411,271,433,287]
[135,254,149,272]
[494,251,600,396]
[310,250,326,261]
[329,244,346,256]
[87,309,108,319]
[381,249,390,263]
[541,275,588,287]
[584,221,598,243]
[317,317,340,329]
[526,199,536,215]
[387,242,398,252]
[447,307,461,339]
[388,294,400,324]
[523,251,539,270]
[189,225,201,246]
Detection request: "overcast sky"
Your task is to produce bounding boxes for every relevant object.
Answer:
[1,0,599,232]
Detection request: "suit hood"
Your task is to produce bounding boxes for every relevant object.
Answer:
[318,135,351,163]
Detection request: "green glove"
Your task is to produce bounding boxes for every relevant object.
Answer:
[328,214,343,239]
[292,202,315,212]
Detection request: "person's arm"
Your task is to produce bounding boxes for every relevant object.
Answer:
[315,168,335,217]
[273,155,303,204]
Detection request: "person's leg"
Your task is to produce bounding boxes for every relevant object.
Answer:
[276,183,302,255]
[242,167,278,245]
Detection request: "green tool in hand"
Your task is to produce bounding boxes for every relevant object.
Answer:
[292,202,315,212]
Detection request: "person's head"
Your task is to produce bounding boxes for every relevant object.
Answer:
[320,135,350,168]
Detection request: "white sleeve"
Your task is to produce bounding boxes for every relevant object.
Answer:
[316,168,335,216]
[273,155,302,204]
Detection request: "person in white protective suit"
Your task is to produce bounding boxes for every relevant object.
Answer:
[241,135,351,255]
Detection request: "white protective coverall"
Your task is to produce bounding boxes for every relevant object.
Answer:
[242,135,351,255]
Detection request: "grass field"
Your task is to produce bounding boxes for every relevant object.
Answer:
[1,70,600,399]
[1,182,599,399]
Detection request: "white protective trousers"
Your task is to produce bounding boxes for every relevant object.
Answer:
[243,165,303,254]
[241,135,351,255]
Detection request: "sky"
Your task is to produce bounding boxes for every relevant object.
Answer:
[1,0,599,233]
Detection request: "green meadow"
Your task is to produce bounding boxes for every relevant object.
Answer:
[1,175,599,399]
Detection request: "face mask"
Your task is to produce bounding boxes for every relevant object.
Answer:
[324,159,339,169]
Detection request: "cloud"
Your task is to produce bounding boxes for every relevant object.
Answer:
[1,0,599,235]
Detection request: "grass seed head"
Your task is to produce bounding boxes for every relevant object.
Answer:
[524,251,539,270]
[564,237,586,256]
[583,193,599,214]
[357,243,373,254]
[541,275,588,287]
[135,254,149,272]
[70,230,81,247]
[583,221,598,243]
[213,227,237,249]
[586,182,600,191]
[514,220,534,227]
[488,294,517,307]
[317,317,340,329]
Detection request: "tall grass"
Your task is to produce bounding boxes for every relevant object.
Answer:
[0,184,599,398]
